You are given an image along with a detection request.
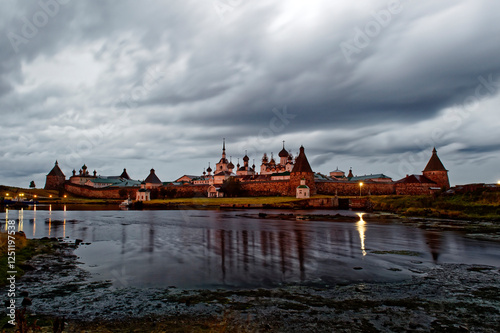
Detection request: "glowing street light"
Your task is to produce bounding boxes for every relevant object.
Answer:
[49,195,52,198]
[359,182,363,197]
[64,195,67,198]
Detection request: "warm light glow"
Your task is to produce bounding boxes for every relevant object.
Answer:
[498,180,500,185]
[356,213,367,256]
[6,193,9,196]
[34,195,37,198]
[64,195,67,198]
[49,195,52,198]
[359,182,364,187]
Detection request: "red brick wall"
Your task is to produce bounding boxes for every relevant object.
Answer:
[240,180,290,196]
[64,183,136,199]
[395,183,435,195]
[45,175,66,190]
[423,171,450,189]
[289,172,316,196]
[316,181,395,196]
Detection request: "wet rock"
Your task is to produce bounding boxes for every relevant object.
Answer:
[22,297,32,306]
[353,267,363,270]
[75,239,83,246]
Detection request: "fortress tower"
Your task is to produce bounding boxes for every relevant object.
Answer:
[289,146,316,196]
[45,161,66,190]
[422,147,450,189]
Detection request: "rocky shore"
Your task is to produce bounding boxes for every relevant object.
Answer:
[4,233,500,332]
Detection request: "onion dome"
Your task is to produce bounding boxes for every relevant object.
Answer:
[243,154,249,162]
[206,164,212,173]
[288,151,293,161]
[278,141,288,158]
[228,158,235,170]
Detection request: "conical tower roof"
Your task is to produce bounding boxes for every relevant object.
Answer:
[291,146,313,173]
[120,168,131,180]
[47,161,65,177]
[145,168,162,184]
[423,148,447,172]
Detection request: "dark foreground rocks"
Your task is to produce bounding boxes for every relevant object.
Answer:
[4,242,500,332]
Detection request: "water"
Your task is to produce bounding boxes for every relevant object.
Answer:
[2,206,500,289]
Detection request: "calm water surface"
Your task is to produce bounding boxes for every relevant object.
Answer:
[2,206,500,289]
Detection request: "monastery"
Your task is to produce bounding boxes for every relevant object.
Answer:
[45,140,450,200]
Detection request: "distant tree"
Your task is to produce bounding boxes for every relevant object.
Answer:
[220,177,242,197]
[29,181,36,189]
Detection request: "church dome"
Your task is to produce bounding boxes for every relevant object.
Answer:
[278,147,288,158]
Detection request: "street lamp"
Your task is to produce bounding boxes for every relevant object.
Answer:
[359,182,363,197]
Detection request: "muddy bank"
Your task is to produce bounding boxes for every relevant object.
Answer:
[6,239,500,332]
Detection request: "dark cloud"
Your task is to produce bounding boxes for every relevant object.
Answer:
[1,0,500,187]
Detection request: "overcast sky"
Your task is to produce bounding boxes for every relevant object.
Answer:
[1,0,500,188]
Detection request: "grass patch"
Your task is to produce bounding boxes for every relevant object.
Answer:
[144,195,333,207]
[370,193,500,220]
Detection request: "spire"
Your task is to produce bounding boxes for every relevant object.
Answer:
[423,147,447,172]
[222,138,226,159]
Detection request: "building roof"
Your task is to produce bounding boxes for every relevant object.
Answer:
[271,171,291,177]
[423,147,447,172]
[145,168,162,184]
[291,146,313,173]
[396,174,436,184]
[349,174,392,181]
[214,171,233,176]
[47,161,65,177]
[120,168,131,180]
[297,184,309,188]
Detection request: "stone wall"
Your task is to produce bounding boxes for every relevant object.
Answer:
[423,171,450,189]
[45,175,66,190]
[395,183,435,195]
[316,181,395,196]
[64,183,136,199]
[289,172,316,196]
[240,180,290,196]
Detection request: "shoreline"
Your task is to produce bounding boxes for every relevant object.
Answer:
[6,240,500,332]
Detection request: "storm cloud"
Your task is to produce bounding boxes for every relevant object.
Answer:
[1,0,500,187]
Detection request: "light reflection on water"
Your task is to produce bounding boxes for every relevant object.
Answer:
[1,208,499,289]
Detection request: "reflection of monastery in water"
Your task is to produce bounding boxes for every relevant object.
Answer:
[45,139,450,199]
